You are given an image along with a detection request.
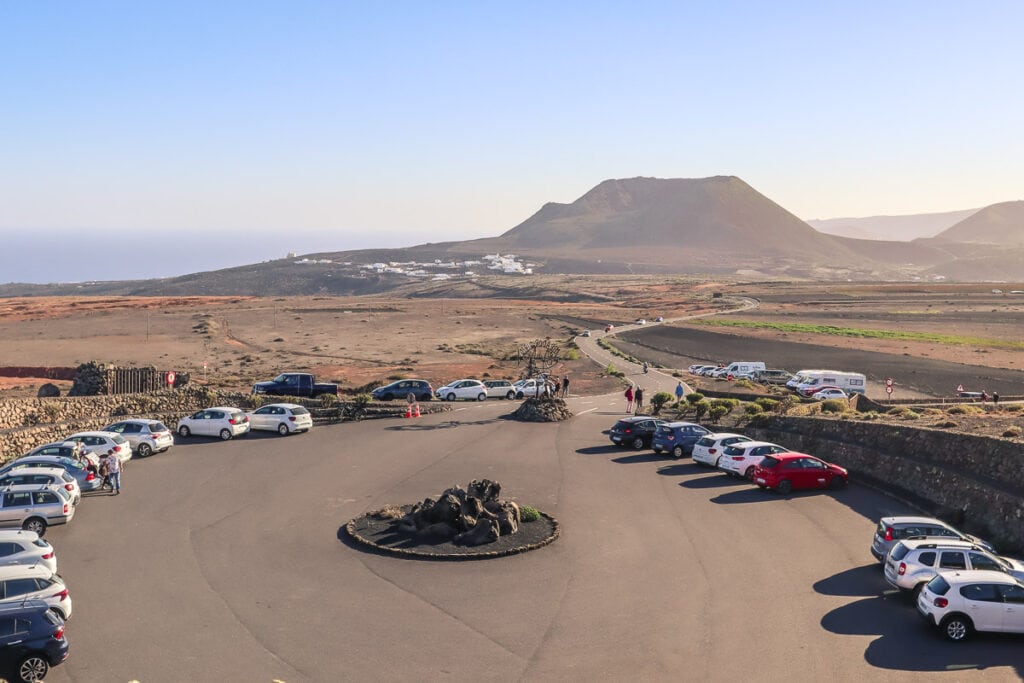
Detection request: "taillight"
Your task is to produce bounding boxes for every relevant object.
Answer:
[934,597,948,608]
[229,418,237,424]
[42,552,53,559]
[53,626,64,640]
[709,448,717,454]
[898,562,906,575]
[113,445,122,453]
[623,428,632,434]
[63,504,69,514]
[884,527,894,541]
[52,588,68,601]
[65,484,74,491]
[289,416,296,421]
[85,472,96,481]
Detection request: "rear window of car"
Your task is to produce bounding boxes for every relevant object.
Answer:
[290,407,310,415]
[889,543,911,561]
[112,435,128,444]
[151,423,169,432]
[723,445,745,456]
[926,574,950,595]
[657,426,674,435]
[759,456,780,469]
[612,421,632,431]
[696,437,715,447]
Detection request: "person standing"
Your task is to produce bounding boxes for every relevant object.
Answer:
[562,375,570,398]
[625,385,634,412]
[103,450,122,495]
[993,391,1000,406]
[634,386,645,414]
[675,381,684,402]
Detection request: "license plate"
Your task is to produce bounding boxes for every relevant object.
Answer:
[755,477,766,485]
[612,437,621,442]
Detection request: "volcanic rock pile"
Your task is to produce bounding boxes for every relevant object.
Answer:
[394,479,521,547]
[512,397,573,422]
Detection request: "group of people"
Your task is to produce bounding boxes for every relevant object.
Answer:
[74,446,122,494]
[625,380,686,415]
[544,374,570,398]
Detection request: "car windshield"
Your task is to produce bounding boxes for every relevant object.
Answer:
[152,422,169,432]
[695,437,715,446]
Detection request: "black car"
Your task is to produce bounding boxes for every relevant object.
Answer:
[0,600,69,683]
[371,379,434,402]
[608,417,666,449]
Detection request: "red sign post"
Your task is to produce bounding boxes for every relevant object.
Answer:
[165,371,176,387]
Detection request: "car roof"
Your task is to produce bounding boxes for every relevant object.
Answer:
[0,483,64,493]
[939,570,1021,585]
[723,440,783,450]
[260,403,303,409]
[67,430,119,438]
[0,467,66,478]
[703,432,747,440]
[899,539,979,551]
[764,452,815,461]
[617,416,656,424]
[881,516,950,526]
[663,421,703,428]
[0,564,54,579]
[0,599,51,615]
[0,530,41,542]
[207,406,244,412]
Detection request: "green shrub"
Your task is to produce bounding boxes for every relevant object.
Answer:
[520,505,541,523]
[947,404,981,415]
[247,393,264,409]
[352,394,372,409]
[693,400,710,420]
[754,397,779,412]
[820,399,848,413]
[935,419,958,428]
[902,410,920,420]
[563,348,581,361]
[708,405,729,422]
[743,402,763,416]
[320,393,337,408]
[733,379,756,389]
[1004,404,1023,413]
[685,392,705,406]
[604,364,618,376]
[650,391,674,414]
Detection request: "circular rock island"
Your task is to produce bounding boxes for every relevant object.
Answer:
[345,479,559,560]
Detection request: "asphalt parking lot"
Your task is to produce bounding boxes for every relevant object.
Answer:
[40,393,1023,682]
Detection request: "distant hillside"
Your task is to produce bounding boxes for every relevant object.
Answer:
[808,209,979,241]
[930,201,1024,244]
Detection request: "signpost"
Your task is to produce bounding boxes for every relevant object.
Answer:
[885,377,894,401]
[165,371,176,387]
[956,383,964,393]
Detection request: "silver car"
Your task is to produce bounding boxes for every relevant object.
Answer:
[245,403,313,435]
[884,539,1024,598]
[103,419,175,457]
[0,467,80,506]
[0,485,75,536]
[869,515,995,562]
[1,456,101,493]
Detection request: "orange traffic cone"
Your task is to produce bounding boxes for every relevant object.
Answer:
[404,404,412,418]
[414,403,421,418]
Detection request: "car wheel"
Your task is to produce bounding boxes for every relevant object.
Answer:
[776,479,792,495]
[277,423,289,436]
[516,392,524,400]
[631,437,644,450]
[477,393,487,401]
[672,445,684,458]
[941,614,972,642]
[744,465,755,480]
[506,391,515,400]
[829,476,847,490]
[18,655,49,683]
[381,393,394,401]
[22,518,46,536]
[219,429,232,441]
[178,425,191,437]
[137,443,153,458]
[445,394,456,402]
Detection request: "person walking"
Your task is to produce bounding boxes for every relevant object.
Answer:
[562,375,570,398]
[675,381,684,402]
[993,391,1000,406]
[103,449,121,495]
[634,386,645,414]
[624,385,634,412]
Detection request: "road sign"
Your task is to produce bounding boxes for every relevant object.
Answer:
[885,378,893,387]
[165,371,176,386]
[957,384,964,392]
[886,385,893,395]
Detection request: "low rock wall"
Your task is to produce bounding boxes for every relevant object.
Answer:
[746,416,1024,552]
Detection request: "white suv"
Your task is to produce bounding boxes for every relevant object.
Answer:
[917,570,1024,641]
[436,380,488,401]
[691,433,751,468]
[885,539,1024,598]
[717,441,789,479]
[0,564,72,620]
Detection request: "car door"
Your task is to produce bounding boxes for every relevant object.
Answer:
[0,493,31,528]
[998,583,1024,633]
[251,406,272,431]
[801,457,831,488]
[958,583,1004,632]
[193,410,214,436]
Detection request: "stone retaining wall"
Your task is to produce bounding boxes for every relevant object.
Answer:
[746,416,1024,552]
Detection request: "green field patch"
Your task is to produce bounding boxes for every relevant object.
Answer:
[693,319,1024,350]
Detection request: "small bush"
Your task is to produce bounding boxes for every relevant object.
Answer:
[685,393,705,406]
[1004,404,1023,413]
[604,364,618,376]
[352,394,372,409]
[902,410,920,420]
[563,348,581,361]
[859,411,881,421]
[1002,426,1022,438]
[693,400,710,421]
[733,379,756,389]
[650,391,674,415]
[247,393,264,409]
[820,399,848,413]
[947,404,981,415]
[708,405,729,422]
[320,393,337,408]
[520,505,541,523]
[935,420,959,428]
[754,398,779,412]
[743,403,763,416]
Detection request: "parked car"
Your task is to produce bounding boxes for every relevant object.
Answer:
[176,407,250,440]
[0,486,75,537]
[512,378,548,399]
[581,330,591,337]
[608,417,666,449]
[752,453,848,494]
[482,380,516,399]
[700,366,725,377]
[0,457,100,494]
[63,431,132,465]
[102,419,174,457]
[0,468,79,507]
[436,379,488,401]
[0,565,72,620]
[653,316,664,323]
[811,388,849,401]
[870,516,996,563]
[0,531,56,573]
[718,441,790,479]
[22,442,86,461]
[885,539,1024,599]
[246,403,313,435]
[371,379,434,402]
[754,369,794,386]
[634,319,647,325]
[252,372,338,398]
[917,570,1024,641]
[651,422,712,458]
[0,599,69,683]
[691,433,752,468]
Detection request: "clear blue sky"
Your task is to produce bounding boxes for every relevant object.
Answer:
[2,2,1022,282]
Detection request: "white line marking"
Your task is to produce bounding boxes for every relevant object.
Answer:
[575,407,597,415]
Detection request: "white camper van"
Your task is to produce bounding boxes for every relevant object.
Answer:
[795,371,867,396]
[787,370,825,391]
[722,361,766,378]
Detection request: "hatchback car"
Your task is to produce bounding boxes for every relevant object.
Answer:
[371,379,434,402]
[812,388,849,401]
[0,487,74,537]
[654,316,664,323]
[651,422,712,458]
[691,433,752,467]
[246,403,313,435]
[718,441,789,479]
[870,516,995,563]
[753,453,848,494]
[0,531,56,574]
[0,565,72,620]
[102,419,174,457]
[608,417,666,449]
[482,380,516,399]
[0,468,79,507]
[512,378,548,399]
[634,319,647,325]
[63,431,132,465]
[176,407,250,440]
[917,570,1024,641]
[885,539,1024,598]
[436,379,488,401]
[0,599,69,683]
[0,457,100,494]
[22,442,86,462]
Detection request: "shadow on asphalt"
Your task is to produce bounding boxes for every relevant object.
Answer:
[575,445,623,455]
[812,563,888,597]
[679,474,745,489]
[385,418,503,431]
[820,592,1024,675]
[611,453,665,464]
[655,463,701,476]
[709,488,789,504]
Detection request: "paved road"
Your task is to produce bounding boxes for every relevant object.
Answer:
[40,398,1021,682]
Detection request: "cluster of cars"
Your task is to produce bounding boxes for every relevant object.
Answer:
[371,377,556,402]
[688,363,869,401]
[607,417,849,494]
[870,517,1024,641]
[175,403,313,440]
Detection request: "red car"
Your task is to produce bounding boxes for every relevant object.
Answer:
[752,452,848,494]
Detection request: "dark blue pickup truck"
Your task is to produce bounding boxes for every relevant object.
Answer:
[252,373,338,398]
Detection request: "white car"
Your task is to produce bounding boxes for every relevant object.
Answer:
[691,433,752,468]
[512,378,550,399]
[917,570,1024,641]
[246,403,313,435]
[482,380,516,399]
[102,419,175,457]
[885,539,1024,597]
[718,441,790,479]
[64,431,133,465]
[0,467,80,507]
[436,379,488,401]
[176,407,251,440]
[813,388,849,401]
[0,530,57,573]
[0,564,72,620]
[635,319,647,325]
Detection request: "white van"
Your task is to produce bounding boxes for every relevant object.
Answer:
[722,361,766,378]
[795,371,867,396]
[787,369,825,390]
